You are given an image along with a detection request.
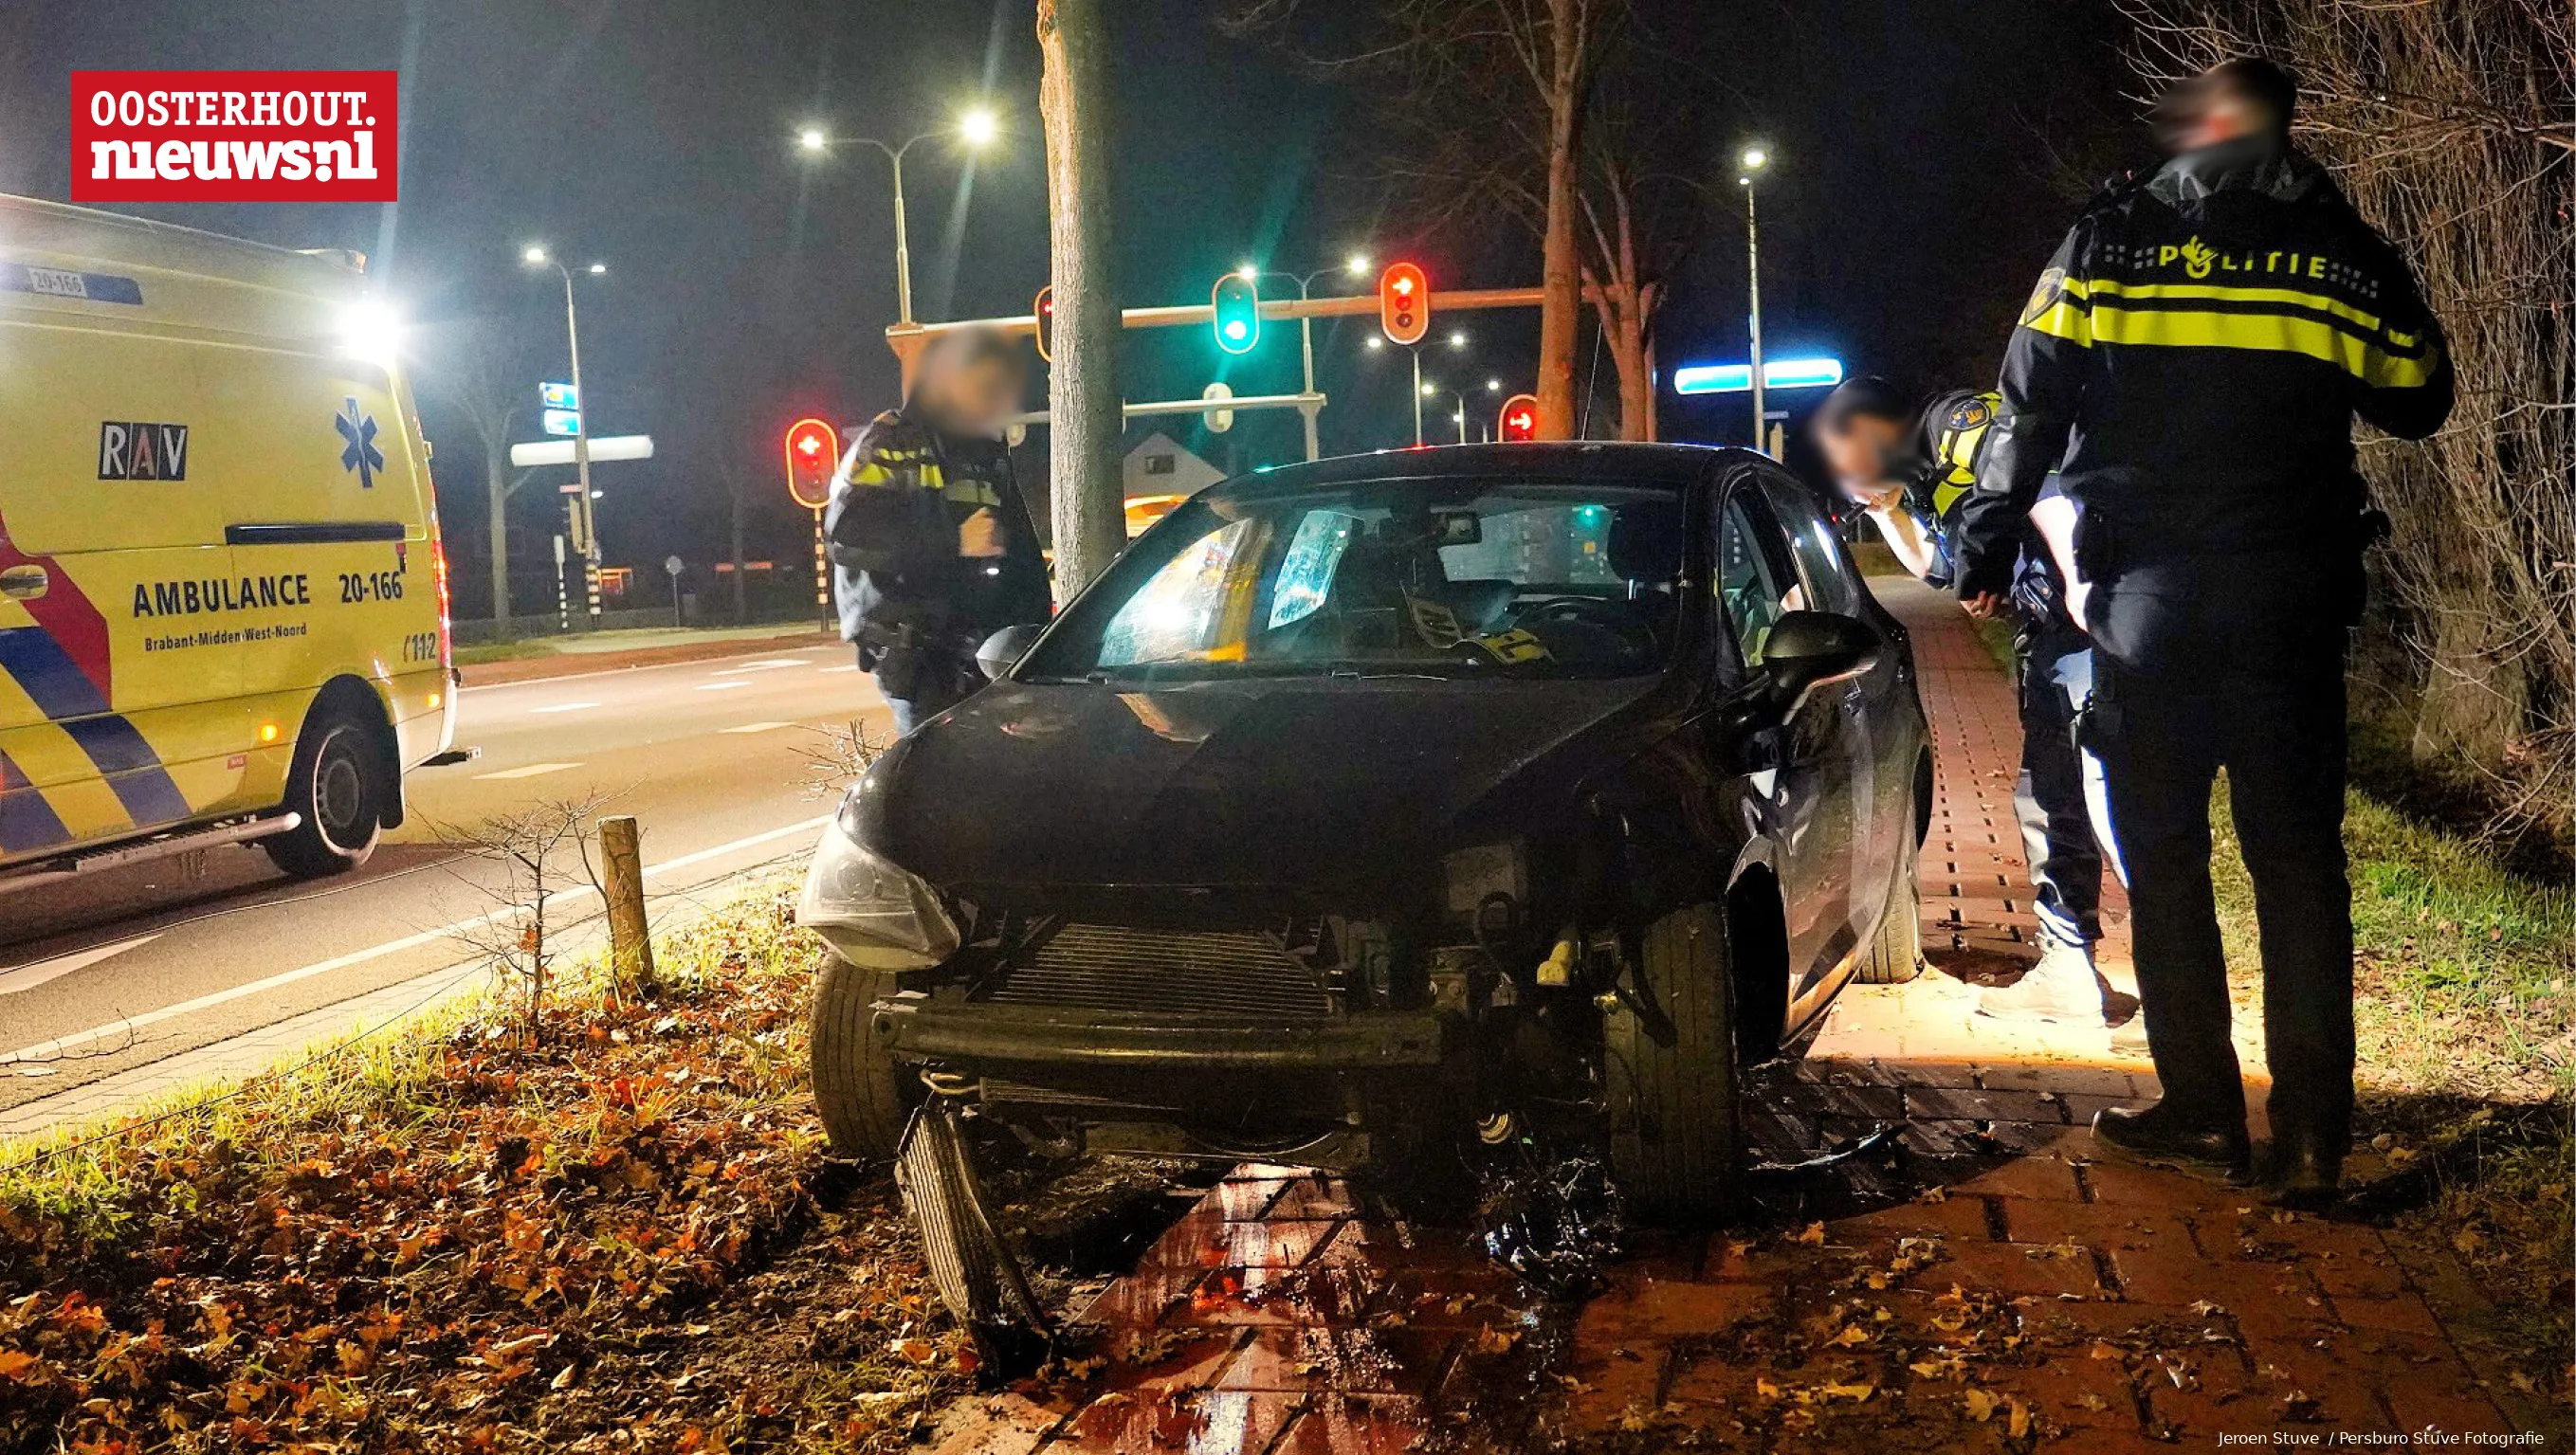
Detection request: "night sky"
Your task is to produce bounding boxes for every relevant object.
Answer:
[0,0,2136,617]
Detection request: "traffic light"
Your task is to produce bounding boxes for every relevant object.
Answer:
[1379,262,1429,347]
[1033,284,1054,363]
[784,417,839,511]
[1498,392,1539,443]
[1211,272,1261,355]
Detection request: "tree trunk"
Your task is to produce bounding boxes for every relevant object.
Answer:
[1531,0,1585,442]
[484,439,512,624]
[1038,0,1125,601]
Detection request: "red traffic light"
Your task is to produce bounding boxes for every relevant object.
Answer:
[783,416,840,511]
[1033,284,1054,363]
[1497,392,1539,443]
[1379,262,1429,347]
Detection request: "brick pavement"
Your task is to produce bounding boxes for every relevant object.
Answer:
[929,576,2539,1452]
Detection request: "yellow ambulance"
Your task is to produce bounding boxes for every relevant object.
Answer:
[0,193,456,885]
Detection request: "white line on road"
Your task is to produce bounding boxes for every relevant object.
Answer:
[528,701,601,715]
[816,664,858,674]
[0,935,162,998]
[718,721,794,735]
[694,682,751,691]
[713,659,813,675]
[473,761,584,780]
[2,814,831,1066]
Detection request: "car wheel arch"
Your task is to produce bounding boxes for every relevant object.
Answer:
[301,675,405,829]
[1722,850,1793,1064]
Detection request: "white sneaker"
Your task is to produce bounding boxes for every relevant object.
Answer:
[1976,942,2105,1024]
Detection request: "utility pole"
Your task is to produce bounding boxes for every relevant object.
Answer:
[1039,0,1124,599]
[524,247,609,627]
[1411,347,1425,447]
[1739,146,1772,450]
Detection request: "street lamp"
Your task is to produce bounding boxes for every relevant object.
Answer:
[1345,253,1370,277]
[1738,143,1772,449]
[521,245,610,625]
[1241,257,1372,462]
[798,106,999,326]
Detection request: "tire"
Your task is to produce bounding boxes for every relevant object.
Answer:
[263,707,387,879]
[811,957,920,1161]
[1854,831,1924,984]
[1602,902,1743,1225]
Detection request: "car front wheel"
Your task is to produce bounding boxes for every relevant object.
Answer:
[810,957,921,1161]
[1602,902,1743,1224]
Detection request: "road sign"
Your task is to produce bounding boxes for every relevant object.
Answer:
[542,407,582,437]
[1211,274,1260,355]
[664,555,685,576]
[511,434,654,467]
[541,381,579,410]
[1498,392,1539,442]
[1672,356,1845,395]
[784,417,840,511]
[1201,381,1235,433]
[1379,263,1429,347]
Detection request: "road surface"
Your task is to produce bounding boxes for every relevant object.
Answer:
[0,641,887,1116]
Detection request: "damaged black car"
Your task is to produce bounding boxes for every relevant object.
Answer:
[798,443,1930,1223]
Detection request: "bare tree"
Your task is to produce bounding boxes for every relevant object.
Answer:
[1039,0,1127,599]
[2123,0,2574,846]
[443,794,614,1044]
[418,318,534,624]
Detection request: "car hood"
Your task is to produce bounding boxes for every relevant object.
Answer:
[863,677,1668,896]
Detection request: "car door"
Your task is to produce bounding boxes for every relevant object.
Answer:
[1758,473,1910,954]
[1710,473,1859,1000]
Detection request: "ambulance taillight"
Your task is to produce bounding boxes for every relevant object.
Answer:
[430,528,453,670]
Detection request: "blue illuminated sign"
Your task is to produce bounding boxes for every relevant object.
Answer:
[1672,356,1845,395]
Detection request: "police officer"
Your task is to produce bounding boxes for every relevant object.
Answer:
[1954,60,2452,1206]
[1812,377,2119,1029]
[827,328,1050,737]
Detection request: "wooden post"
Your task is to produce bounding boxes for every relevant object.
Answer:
[598,815,654,993]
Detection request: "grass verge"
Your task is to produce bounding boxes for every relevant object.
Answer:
[0,884,974,1454]
[2210,784,2573,1405]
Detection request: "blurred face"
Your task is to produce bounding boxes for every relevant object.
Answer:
[913,349,1026,438]
[1816,413,1908,501]
[2161,77,2275,154]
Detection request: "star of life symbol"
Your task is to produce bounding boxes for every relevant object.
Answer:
[336,395,384,489]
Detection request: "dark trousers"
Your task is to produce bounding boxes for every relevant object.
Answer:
[2015,619,2112,950]
[868,650,973,737]
[2093,637,2354,1153]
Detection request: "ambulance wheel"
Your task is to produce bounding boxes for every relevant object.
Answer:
[265,708,386,879]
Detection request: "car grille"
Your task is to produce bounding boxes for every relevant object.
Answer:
[984,923,1335,1019]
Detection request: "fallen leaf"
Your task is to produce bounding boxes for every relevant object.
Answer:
[1830,1324,1871,1347]
[1795,1222,1826,1246]
[1964,1388,1999,1422]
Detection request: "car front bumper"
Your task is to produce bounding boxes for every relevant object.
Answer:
[874,992,1450,1074]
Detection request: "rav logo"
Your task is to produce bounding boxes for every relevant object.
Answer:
[98,421,189,481]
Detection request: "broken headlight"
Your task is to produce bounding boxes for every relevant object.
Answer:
[796,793,960,969]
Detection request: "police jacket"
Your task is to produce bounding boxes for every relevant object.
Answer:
[1890,389,2063,620]
[825,407,1050,660]
[1954,136,2453,603]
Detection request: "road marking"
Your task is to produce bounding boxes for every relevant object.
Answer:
[817,664,859,674]
[0,935,161,998]
[3,814,832,1066]
[713,659,812,675]
[694,681,750,691]
[474,761,583,781]
[528,701,600,715]
[719,721,794,735]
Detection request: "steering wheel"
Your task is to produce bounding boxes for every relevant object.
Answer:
[1515,595,1658,660]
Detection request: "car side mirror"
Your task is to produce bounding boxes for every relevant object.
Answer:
[977,623,1047,682]
[1762,610,1882,707]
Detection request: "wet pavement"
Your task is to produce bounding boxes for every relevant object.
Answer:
[924,579,2542,1453]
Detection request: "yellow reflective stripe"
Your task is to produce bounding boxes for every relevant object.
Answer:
[2021,297,2092,345]
[2085,278,2385,334]
[1928,479,1972,521]
[848,462,897,487]
[2086,305,2437,387]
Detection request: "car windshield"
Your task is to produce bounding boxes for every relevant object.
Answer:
[1022,478,1688,682]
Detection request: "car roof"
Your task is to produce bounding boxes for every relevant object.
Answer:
[1210,441,1761,500]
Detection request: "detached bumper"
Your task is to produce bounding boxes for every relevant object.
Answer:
[875,993,1449,1072]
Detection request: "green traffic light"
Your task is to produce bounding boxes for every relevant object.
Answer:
[1211,272,1260,355]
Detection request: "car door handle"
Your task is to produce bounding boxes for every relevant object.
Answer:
[0,565,47,601]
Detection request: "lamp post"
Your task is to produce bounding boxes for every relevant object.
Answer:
[522,246,608,625]
[1239,253,1370,461]
[1738,145,1771,450]
[800,106,997,327]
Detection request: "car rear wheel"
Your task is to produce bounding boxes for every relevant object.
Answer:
[264,708,386,879]
[1854,833,1924,985]
[811,957,921,1161]
[1602,902,1743,1224]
